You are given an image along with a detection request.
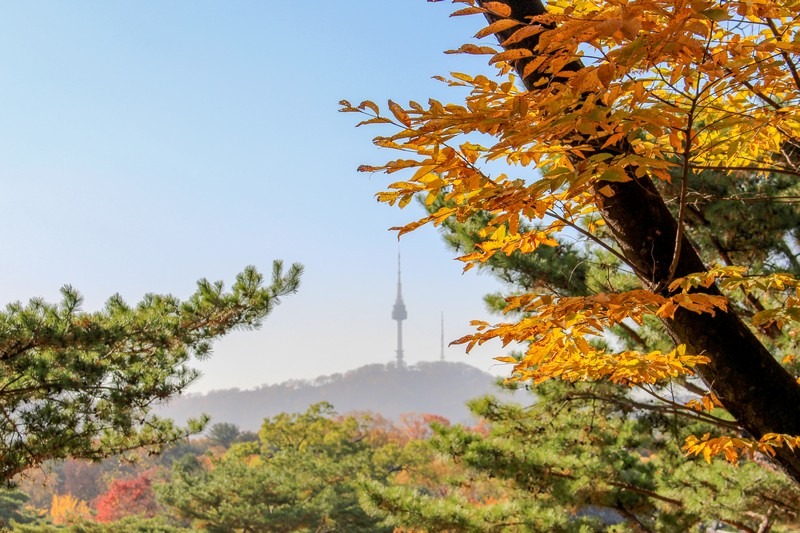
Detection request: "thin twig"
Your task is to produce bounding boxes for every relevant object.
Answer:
[766,18,800,92]
[545,209,645,278]
[687,164,800,178]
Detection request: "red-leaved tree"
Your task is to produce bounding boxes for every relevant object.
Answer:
[93,472,158,523]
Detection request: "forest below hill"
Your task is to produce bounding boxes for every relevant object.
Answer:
[5,387,800,531]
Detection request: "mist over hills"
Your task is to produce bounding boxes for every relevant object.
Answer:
[157,361,514,431]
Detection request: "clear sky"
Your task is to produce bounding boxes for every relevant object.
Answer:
[0,1,516,393]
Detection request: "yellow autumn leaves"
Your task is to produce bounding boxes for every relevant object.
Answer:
[453,285,720,385]
[343,0,800,463]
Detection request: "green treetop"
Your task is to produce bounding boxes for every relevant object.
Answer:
[157,402,398,532]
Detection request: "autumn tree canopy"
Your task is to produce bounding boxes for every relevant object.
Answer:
[342,0,800,481]
[361,202,800,531]
[0,262,301,482]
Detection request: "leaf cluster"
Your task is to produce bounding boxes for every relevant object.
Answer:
[346,0,800,463]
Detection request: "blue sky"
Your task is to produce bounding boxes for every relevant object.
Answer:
[0,1,516,392]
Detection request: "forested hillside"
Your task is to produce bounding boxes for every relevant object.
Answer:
[157,361,506,429]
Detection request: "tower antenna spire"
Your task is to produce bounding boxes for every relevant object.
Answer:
[391,251,408,368]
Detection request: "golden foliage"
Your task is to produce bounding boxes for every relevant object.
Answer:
[685,432,800,464]
[344,0,800,461]
[49,493,91,525]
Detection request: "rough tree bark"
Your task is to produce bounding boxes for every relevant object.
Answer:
[477,0,800,483]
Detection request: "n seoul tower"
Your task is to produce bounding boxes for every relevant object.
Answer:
[391,253,408,368]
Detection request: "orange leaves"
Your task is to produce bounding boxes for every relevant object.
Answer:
[345,0,800,420]
[474,19,523,39]
[752,302,800,330]
[596,62,616,88]
[620,13,643,39]
[347,67,662,253]
[453,287,717,386]
[658,292,727,318]
[388,100,412,128]
[668,267,800,327]
[449,0,800,179]
[445,43,498,55]
[684,433,800,464]
[339,99,414,129]
[500,287,726,328]
[482,1,512,17]
[668,265,747,292]
[501,24,545,47]
[359,100,380,115]
[594,13,642,41]
[684,434,753,464]
[685,392,723,413]
[448,0,513,18]
[458,226,559,270]
[49,494,91,526]
[450,6,489,17]
[489,48,534,65]
[482,313,710,383]
[698,7,730,21]
[534,343,709,385]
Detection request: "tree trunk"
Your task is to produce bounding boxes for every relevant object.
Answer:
[477,0,800,483]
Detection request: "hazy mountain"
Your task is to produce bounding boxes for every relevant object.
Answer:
[156,361,514,431]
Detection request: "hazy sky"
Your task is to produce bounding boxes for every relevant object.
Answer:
[0,1,516,393]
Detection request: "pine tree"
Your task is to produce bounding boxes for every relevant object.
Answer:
[343,0,800,480]
[362,386,800,531]
[0,262,301,482]
[206,423,242,448]
[0,488,37,529]
[357,174,800,530]
[157,403,397,532]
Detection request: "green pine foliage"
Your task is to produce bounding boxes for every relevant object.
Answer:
[355,185,800,531]
[0,262,302,482]
[361,385,800,531]
[665,172,800,275]
[206,423,243,448]
[0,488,38,529]
[12,514,186,532]
[157,403,397,532]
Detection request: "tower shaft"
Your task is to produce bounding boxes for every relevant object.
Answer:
[391,253,407,368]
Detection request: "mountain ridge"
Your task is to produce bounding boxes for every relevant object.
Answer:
[157,361,510,431]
